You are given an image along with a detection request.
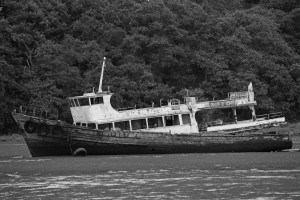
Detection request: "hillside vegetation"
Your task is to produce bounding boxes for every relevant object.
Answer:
[0,0,299,128]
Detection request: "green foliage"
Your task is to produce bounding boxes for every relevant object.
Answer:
[103,62,174,108]
[1,0,300,128]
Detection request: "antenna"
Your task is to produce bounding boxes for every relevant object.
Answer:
[98,57,106,93]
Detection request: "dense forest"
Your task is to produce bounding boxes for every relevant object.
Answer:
[0,0,300,132]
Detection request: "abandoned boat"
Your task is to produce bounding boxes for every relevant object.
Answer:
[11,58,292,157]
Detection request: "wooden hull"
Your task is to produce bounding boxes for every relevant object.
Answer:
[12,113,293,157]
[71,140,292,155]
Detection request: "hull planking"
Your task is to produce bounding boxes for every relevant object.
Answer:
[11,112,292,157]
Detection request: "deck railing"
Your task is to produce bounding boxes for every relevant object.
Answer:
[228,91,248,100]
[256,112,284,120]
[199,112,285,132]
[14,106,57,120]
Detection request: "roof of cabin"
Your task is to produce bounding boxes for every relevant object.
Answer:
[67,91,112,99]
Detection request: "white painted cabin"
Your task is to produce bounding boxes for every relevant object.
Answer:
[67,83,285,134]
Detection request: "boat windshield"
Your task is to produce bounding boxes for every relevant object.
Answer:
[69,96,104,107]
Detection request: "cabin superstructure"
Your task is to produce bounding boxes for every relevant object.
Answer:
[67,58,285,134]
[66,84,280,134]
[68,91,197,133]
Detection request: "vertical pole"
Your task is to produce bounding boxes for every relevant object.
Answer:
[179,114,183,125]
[249,105,256,121]
[233,107,237,123]
[112,122,115,131]
[98,57,106,93]
[129,120,132,131]
[146,118,149,129]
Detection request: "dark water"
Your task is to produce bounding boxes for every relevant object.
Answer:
[0,139,300,199]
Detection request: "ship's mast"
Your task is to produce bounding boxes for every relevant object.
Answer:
[98,57,106,93]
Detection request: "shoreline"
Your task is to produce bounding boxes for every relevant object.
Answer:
[0,134,25,144]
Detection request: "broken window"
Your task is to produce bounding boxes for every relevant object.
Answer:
[98,123,113,130]
[182,114,191,124]
[88,123,96,129]
[165,115,180,126]
[148,117,164,128]
[115,121,130,130]
[131,119,147,130]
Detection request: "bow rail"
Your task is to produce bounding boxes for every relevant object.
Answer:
[14,106,58,120]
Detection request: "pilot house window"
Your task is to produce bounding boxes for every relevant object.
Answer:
[74,99,79,107]
[91,97,104,105]
[68,99,75,107]
[78,98,90,106]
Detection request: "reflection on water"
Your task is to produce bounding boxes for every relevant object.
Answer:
[1,161,300,200]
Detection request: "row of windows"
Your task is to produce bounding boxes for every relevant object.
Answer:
[69,97,104,107]
[75,114,191,130]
